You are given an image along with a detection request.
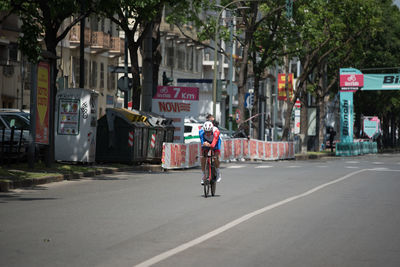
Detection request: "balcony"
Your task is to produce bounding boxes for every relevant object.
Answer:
[90,31,110,53]
[68,25,91,47]
[109,37,125,57]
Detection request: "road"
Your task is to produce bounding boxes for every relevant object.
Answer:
[1,154,400,267]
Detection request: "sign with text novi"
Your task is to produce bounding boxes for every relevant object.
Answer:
[153,86,199,143]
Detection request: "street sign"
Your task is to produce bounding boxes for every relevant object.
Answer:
[245,93,254,109]
[235,109,241,123]
[117,77,132,92]
[109,66,129,73]
[227,83,238,96]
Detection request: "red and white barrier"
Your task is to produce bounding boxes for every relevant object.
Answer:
[162,138,295,169]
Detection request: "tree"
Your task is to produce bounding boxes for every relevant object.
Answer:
[276,0,383,152]
[2,0,92,166]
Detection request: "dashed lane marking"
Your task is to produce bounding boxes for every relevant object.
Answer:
[255,166,273,169]
[226,165,245,169]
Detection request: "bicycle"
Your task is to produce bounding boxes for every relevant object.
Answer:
[203,148,217,198]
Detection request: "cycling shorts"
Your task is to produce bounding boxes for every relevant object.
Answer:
[202,147,220,156]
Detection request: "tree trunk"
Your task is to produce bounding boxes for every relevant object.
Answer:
[127,30,141,110]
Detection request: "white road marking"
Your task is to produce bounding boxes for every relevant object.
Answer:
[346,161,360,164]
[227,165,245,169]
[255,166,273,169]
[288,166,301,168]
[346,166,359,169]
[134,169,368,267]
[372,162,383,164]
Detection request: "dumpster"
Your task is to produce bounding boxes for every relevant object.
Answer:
[96,108,148,164]
[130,108,174,162]
[95,108,174,164]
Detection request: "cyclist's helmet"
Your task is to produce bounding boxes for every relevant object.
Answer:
[203,121,213,132]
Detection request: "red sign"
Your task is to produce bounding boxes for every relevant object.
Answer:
[154,86,199,100]
[35,61,50,144]
[235,109,241,123]
[278,73,294,101]
[340,74,364,90]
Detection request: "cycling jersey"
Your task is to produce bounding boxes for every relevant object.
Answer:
[199,126,221,150]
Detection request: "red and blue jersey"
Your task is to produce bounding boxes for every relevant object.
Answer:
[199,126,221,150]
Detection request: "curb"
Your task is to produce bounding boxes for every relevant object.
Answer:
[0,164,164,192]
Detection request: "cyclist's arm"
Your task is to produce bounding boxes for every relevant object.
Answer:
[210,129,220,149]
[199,129,208,146]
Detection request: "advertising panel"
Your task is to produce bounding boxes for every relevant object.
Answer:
[278,73,294,101]
[152,86,199,143]
[35,61,50,144]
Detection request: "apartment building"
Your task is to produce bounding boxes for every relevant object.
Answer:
[0,13,124,117]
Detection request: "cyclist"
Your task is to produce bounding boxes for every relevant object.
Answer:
[199,121,222,185]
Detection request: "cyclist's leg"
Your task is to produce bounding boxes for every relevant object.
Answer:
[214,149,221,182]
[200,148,208,184]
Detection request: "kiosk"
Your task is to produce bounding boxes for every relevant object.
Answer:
[55,88,98,162]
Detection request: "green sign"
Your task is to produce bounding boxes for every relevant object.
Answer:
[363,74,400,90]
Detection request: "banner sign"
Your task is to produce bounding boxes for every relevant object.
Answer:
[340,91,354,143]
[278,73,294,101]
[35,61,50,144]
[340,68,364,92]
[362,74,400,90]
[153,86,199,143]
[363,116,380,138]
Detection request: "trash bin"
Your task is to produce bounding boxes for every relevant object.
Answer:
[95,108,149,164]
[129,108,174,163]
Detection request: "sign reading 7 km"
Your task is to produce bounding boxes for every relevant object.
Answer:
[153,86,199,101]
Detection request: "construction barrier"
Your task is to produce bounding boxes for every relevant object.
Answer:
[162,138,295,169]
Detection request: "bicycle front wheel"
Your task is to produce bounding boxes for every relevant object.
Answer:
[211,181,216,196]
[203,183,210,197]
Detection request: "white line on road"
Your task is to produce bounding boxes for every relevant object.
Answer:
[227,165,245,169]
[134,169,368,267]
[255,166,273,168]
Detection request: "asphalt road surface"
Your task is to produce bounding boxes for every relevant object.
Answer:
[1,153,400,267]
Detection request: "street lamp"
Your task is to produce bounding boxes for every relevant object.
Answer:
[212,0,258,119]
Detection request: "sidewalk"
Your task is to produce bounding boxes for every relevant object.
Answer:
[0,164,163,192]
[0,152,336,192]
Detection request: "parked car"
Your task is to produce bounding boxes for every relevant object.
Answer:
[0,111,31,158]
[184,121,232,143]
[0,109,45,160]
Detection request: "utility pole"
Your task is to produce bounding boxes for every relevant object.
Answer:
[79,0,85,88]
[227,18,234,135]
[141,23,153,112]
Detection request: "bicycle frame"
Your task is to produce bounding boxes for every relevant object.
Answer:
[203,148,216,197]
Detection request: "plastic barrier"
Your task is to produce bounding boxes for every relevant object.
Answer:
[162,138,295,169]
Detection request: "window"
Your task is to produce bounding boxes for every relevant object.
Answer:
[166,46,174,68]
[177,45,185,70]
[72,57,80,87]
[100,63,104,89]
[184,126,192,133]
[90,61,98,88]
[187,46,194,71]
[195,50,200,72]
[108,68,116,90]
[9,42,18,61]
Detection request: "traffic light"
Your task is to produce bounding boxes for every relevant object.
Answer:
[162,71,173,86]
